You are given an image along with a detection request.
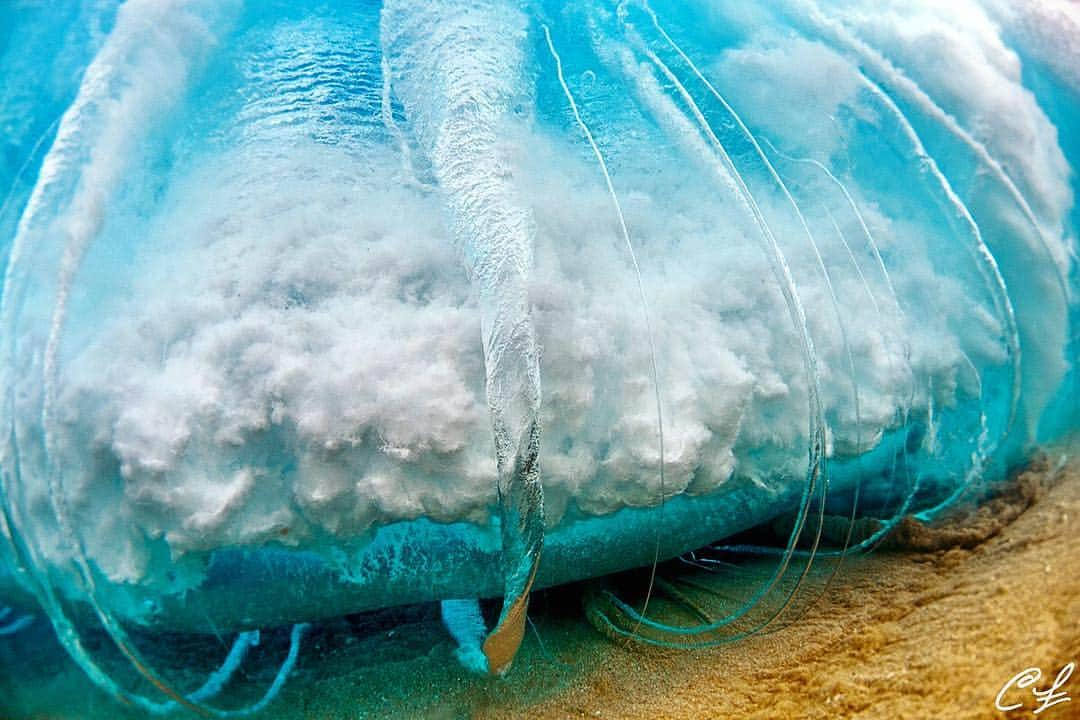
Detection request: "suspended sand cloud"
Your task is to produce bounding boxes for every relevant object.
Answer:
[0,0,1076,707]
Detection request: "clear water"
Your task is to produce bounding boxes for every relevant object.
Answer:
[0,0,1077,715]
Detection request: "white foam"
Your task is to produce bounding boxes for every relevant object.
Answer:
[9,2,1074,593]
[819,0,1074,236]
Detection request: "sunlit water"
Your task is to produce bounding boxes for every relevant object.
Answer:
[0,0,1077,716]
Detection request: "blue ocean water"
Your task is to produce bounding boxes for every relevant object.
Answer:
[0,0,1077,715]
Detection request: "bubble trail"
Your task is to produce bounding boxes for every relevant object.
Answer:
[0,1,309,714]
[541,21,667,646]
[381,0,544,675]
[572,5,831,644]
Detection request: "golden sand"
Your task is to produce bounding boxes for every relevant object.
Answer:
[503,454,1080,720]
[14,452,1074,719]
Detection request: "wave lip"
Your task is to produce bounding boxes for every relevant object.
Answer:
[0,0,1077,696]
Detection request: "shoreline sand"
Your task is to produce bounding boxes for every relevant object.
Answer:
[2,446,1077,719]
[506,450,1080,720]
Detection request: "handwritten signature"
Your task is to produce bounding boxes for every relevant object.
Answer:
[996,662,1074,715]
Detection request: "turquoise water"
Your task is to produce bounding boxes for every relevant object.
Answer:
[0,0,1077,715]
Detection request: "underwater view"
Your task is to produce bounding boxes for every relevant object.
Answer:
[0,0,1078,717]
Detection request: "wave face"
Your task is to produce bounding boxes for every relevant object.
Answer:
[0,0,1077,695]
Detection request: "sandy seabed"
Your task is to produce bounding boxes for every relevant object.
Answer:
[269,442,1080,720]
[1,442,1078,720]
[358,445,1080,720]
[516,450,1080,720]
